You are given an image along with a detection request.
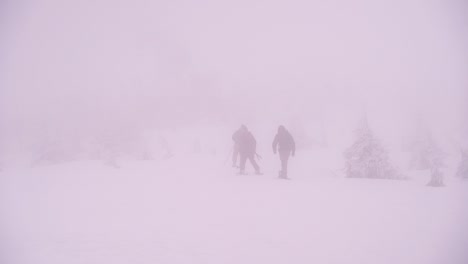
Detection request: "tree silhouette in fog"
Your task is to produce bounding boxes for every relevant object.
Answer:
[344,117,400,179]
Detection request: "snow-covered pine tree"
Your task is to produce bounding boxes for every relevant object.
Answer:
[456,149,468,179]
[30,136,78,167]
[456,117,468,179]
[407,119,434,170]
[94,134,120,168]
[425,137,446,187]
[403,117,446,186]
[344,117,399,179]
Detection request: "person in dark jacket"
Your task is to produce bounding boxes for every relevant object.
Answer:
[237,126,261,175]
[231,125,244,167]
[272,125,295,179]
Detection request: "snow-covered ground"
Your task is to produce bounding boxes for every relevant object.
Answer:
[1,149,467,264]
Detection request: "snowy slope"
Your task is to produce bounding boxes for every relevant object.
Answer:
[1,150,467,264]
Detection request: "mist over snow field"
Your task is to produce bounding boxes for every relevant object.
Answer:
[1,0,468,263]
[1,131,467,264]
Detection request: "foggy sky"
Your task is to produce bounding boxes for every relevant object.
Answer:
[1,0,467,146]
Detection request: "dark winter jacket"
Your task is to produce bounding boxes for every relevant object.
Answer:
[232,129,243,145]
[272,126,296,154]
[238,131,257,154]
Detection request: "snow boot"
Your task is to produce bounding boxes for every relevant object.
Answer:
[278,170,288,179]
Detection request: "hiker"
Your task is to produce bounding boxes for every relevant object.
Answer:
[272,125,295,179]
[237,125,261,175]
[231,126,243,167]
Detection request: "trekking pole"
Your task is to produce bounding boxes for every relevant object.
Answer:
[255,153,262,160]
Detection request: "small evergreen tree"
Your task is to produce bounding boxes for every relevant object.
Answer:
[456,150,468,179]
[95,134,120,168]
[407,118,436,171]
[425,137,446,187]
[456,118,468,179]
[30,136,79,167]
[344,118,400,179]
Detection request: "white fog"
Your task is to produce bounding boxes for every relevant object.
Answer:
[0,0,467,263]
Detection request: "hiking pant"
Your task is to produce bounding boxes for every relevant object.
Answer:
[279,150,291,178]
[232,144,239,166]
[239,152,260,173]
